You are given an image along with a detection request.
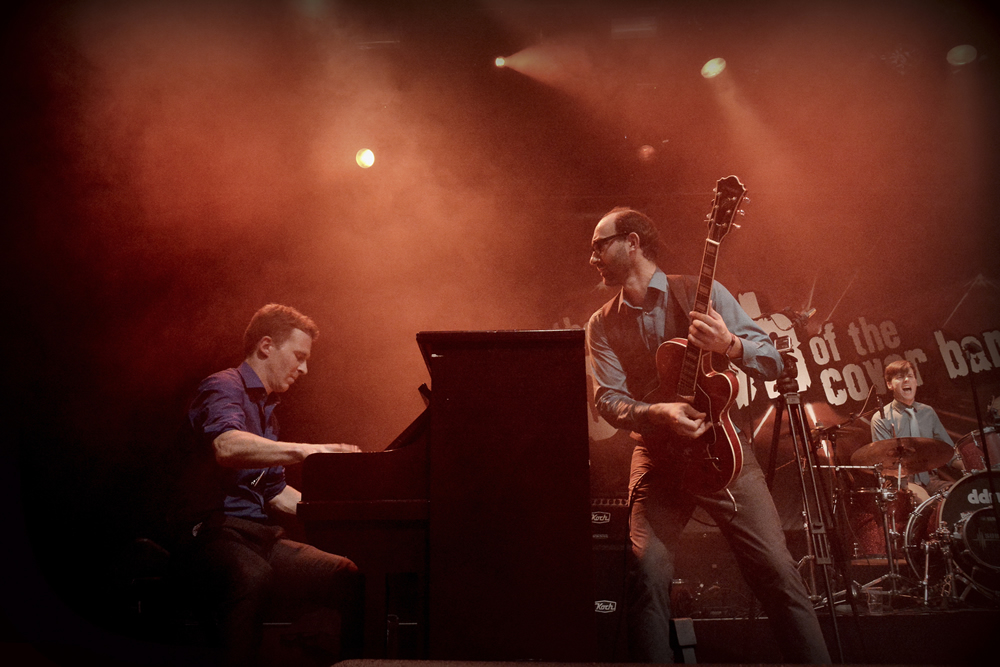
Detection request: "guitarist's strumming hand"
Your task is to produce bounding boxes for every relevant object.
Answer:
[688,302,743,360]
[647,402,711,439]
[645,300,741,441]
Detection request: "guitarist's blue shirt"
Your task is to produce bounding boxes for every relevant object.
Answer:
[586,269,782,434]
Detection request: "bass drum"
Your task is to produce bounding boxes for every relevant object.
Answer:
[904,471,1000,600]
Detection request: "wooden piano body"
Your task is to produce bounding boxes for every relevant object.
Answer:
[298,330,596,662]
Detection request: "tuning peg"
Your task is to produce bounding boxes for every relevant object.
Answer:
[743,196,751,204]
[733,223,742,229]
[737,209,746,216]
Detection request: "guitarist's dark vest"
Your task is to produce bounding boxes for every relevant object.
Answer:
[600,274,699,415]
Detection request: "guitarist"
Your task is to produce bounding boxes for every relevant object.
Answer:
[585,207,830,663]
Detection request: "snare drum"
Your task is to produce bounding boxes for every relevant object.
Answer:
[956,428,1000,471]
[903,471,1000,598]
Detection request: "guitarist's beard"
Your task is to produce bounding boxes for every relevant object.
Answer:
[595,263,626,288]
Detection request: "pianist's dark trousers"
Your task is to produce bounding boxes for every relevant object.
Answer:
[173,515,364,667]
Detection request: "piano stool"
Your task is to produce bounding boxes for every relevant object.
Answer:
[121,537,351,667]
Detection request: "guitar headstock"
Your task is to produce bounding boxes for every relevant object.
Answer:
[707,175,746,243]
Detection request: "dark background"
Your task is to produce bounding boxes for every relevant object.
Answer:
[3,0,999,663]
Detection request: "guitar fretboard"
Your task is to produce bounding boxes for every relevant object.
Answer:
[677,238,720,398]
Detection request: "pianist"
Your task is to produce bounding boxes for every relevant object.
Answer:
[173,303,364,666]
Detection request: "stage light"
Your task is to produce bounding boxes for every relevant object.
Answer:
[356,148,374,168]
[495,56,506,67]
[701,58,726,79]
[946,44,977,66]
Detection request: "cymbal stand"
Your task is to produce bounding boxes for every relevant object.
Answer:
[861,464,914,599]
[771,352,844,662]
[915,521,947,606]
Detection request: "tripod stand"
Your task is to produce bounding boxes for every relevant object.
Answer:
[768,349,845,662]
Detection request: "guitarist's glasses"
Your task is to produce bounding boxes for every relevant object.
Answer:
[591,232,628,256]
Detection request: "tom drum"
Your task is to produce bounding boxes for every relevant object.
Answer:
[956,428,1000,472]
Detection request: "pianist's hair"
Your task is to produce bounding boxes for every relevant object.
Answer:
[606,207,662,262]
[244,303,320,358]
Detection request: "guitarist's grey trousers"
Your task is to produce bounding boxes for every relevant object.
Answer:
[626,434,832,664]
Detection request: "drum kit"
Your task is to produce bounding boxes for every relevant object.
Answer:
[837,428,1000,608]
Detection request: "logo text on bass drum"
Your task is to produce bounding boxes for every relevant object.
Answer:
[968,488,1000,504]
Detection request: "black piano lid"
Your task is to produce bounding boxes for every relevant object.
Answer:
[416,329,585,375]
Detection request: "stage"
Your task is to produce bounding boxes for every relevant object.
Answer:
[588,524,998,665]
[688,608,997,664]
[328,607,997,665]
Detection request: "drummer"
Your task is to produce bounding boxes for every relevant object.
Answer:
[870,360,965,501]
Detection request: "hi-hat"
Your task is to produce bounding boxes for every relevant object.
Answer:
[850,437,953,476]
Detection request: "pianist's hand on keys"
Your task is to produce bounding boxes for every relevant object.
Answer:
[312,443,361,454]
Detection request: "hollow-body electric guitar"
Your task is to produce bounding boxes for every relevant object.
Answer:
[644,175,747,494]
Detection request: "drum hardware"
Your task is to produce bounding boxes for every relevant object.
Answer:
[858,466,916,599]
[959,343,1000,550]
[900,471,1000,607]
[847,438,956,606]
[912,518,952,606]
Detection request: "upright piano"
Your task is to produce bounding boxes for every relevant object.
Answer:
[298,330,596,662]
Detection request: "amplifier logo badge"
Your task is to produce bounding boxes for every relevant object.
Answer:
[592,511,611,524]
[595,600,617,613]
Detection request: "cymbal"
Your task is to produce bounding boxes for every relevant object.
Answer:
[849,437,953,476]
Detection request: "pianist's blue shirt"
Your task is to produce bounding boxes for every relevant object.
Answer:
[187,362,287,523]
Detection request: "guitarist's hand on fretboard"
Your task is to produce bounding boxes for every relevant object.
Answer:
[687,303,740,358]
[647,402,711,440]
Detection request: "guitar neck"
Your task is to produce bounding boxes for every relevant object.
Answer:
[677,237,720,398]
[674,174,745,402]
